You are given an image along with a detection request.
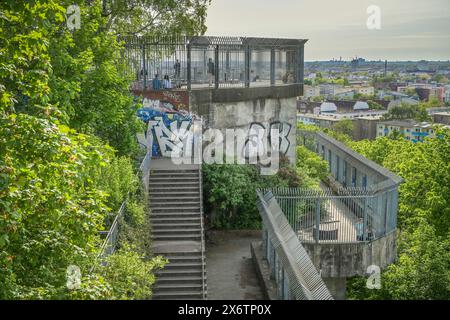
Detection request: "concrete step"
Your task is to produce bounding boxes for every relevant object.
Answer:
[152,234,202,241]
[151,207,201,213]
[153,283,204,292]
[161,251,203,257]
[151,212,201,219]
[151,169,198,175]
[150,188,199,194]
[166,256,203,263]
[149,182,200,188]
[156,269,205,277]
[151,217,201,224]
[156,276,203,285]
[153,228,201,235]
[150,177,199,183]
[151,173,199,178]
[151,200,200,207]
[150,191,200,197]
[164,262,204,270]
[151,196,200,202]
[152,223,200,230]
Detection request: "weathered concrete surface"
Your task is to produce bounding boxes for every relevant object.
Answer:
[250,241,277,300]
[323,277,347,300]
[302,231,397,278]
[189,87,299,165]
[206,230,264,300]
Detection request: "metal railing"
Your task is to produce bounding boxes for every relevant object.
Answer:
[263,187,395,244]
[97,151,152,261]
[198,163,207,300]
[119,35,306,91]
[257,190,333,300]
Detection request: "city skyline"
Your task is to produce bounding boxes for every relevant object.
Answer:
[205,0,450,62]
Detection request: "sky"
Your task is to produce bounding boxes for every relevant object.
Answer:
[205,0,450,61]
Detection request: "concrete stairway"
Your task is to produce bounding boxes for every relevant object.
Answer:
[149,165,207,300]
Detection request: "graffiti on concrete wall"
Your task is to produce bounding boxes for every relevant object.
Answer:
[244,121,292,158]
[138,108,194,157]
[134,89,189,113]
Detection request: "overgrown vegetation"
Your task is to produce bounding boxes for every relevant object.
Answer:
[203,148,327,230]
[298,121,450,299]
[0,0,207,299]
[347,130,450,300]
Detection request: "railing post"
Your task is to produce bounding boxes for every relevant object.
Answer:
[362,197,368,241]
[214,45,219,89]
[245,45,250,88]
[270,48,275,86]
[187,42,192,90]
[142,44,147,89]
[315,199,321,243]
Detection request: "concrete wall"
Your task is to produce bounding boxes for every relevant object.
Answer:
[189,85,300,164]
[302,231,397,278]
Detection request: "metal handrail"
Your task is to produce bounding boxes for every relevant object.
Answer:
[198,117,207,300]
[96,151,152,262]
[256,190,333,300]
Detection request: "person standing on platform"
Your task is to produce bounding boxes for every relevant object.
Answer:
[207,58,215,87]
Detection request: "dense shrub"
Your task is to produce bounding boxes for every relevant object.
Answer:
[202,156,316,229]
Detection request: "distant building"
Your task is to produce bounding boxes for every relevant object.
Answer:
[398,84,445,102]
[297,99,389,114]
[353,116,382,140]
[433,112,450,125]
[444,85,450,103]
[354,86,375,96]
[303,85,321,98]
[334,90,355,100]
[298,113,384,141]
[376,120,438,142]
[317,84,374,99]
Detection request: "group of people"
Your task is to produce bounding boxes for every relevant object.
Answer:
[139,59,182,90]
[151,74,173,90]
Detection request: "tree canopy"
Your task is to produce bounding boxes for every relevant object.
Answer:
[348,130,450,300]
[0,0,208,299]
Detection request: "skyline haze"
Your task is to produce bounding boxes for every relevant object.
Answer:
[205,0,450,62]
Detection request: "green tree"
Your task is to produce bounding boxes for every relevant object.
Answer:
[0,0,207,299]
[382,103,431,122]
[348,128,450,300]
[103,0,210,36]
[330,119,354,137]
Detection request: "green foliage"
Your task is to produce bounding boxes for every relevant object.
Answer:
[203,164,263,229]
[103,0,210,36]
[330,119,354,137]
[296,146,328,184]
[203,147,329,230]
[367,100,384,110]
[348,221,449,300]
[96,157,138,210]
[382,103,431,122]
[98,247,166,300]
[347,128,450,300]
[0,0,210,299]
[203,157,302,229]
[0,114,111,299]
